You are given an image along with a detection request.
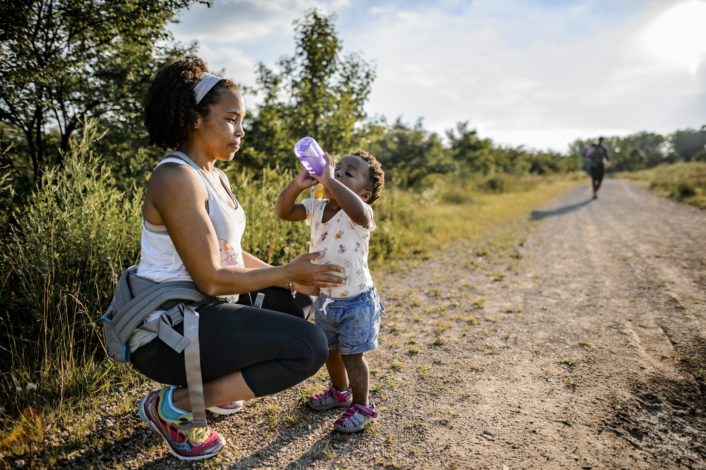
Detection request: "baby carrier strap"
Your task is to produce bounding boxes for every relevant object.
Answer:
[100,265,215,429]
[112,270,206,345]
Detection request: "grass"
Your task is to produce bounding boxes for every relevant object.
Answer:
[560,357,578,367]
[370,175,580,269]
[620,162,706,209]
[0,166,581,462]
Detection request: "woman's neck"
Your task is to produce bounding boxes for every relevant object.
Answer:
[179,142,216,173]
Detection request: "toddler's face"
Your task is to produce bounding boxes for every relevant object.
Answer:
[332,155,372,202]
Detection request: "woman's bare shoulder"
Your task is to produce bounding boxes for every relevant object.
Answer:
[146,162,207,213]
[150,162,201,190]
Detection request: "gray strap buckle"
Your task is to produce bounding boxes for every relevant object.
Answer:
[180,305,207,429]
[254,292,265,309]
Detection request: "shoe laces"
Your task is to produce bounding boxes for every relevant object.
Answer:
[184,426,211,444]
[168,413,211,444]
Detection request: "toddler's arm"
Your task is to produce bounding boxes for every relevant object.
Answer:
[318,153,373,229]
[275,170,317,221]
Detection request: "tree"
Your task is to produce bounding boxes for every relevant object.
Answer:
[0,0,209,182]
[368,118,452,187]
[672,128,706,161]
[445,121,494,175]
[242,9,375,170]
[605,132,665,172]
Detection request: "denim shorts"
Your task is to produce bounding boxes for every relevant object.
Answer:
[314,287,384,355]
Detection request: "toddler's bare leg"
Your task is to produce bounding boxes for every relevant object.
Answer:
[341,353,369,405]
[326,348,349,391]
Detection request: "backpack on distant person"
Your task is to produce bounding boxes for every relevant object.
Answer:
[582,144,596,171]
[584,144,606,169]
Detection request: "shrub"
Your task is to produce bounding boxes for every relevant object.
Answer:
[483,175,507,193]
[230,165,310,265]
[633,162,706,209]
[0,121,142,408]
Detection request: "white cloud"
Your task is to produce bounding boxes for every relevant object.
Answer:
[170,1,291,42]
[342,0,706,151]
[170,0,706,152]
[193,42,259,90]
[170,0,354,95]
[170,0,351,41]
[637,0,706,75]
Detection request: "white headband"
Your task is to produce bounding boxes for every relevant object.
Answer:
[193,72,222,104]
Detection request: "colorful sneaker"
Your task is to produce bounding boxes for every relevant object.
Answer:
[138,388,226,461]
[208,400,245,415]
[334,402,378,433]
[308,384,353,411]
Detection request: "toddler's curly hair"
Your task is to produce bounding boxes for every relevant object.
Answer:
[144,55,239,150]
[349,150,384,205]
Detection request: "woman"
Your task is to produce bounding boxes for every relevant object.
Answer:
[131,56,344,461]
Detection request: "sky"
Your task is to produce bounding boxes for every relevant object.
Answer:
[168,0,706,153]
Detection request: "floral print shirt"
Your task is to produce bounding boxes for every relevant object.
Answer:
[301,198,375,299]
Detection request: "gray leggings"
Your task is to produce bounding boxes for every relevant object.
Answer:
[131,288,327,397]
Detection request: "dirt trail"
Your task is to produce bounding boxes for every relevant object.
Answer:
[45,179,706,469]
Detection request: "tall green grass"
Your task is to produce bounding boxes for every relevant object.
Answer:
[621,162,706,209]
[0,123,143,414]
[225,165,310,265]
[368,173,581,267]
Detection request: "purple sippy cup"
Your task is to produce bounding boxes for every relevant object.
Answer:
[294,137,326,176]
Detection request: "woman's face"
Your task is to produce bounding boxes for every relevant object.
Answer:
[195,88,246,162]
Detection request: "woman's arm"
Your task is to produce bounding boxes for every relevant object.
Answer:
[146,164,344,296]
[242,251,320,296]
[242,251,270,269]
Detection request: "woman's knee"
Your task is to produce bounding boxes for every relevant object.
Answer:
[302,323,328,373]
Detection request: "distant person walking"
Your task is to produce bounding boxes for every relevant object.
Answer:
[584,137,610,199]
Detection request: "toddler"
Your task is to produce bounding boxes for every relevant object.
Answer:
[275,149,385,432]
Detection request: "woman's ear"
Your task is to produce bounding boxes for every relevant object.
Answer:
[194,115,203,130]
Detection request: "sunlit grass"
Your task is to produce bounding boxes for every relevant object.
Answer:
[369,176,580,269]
[620,162,706,209]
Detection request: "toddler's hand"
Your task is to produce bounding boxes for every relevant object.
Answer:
[295,169,318,190]
[314,153,336,186]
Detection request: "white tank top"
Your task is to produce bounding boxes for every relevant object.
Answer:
[136,152,246,300]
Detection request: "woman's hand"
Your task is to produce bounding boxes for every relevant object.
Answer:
[286,251,345,288]
[292,282,320,296]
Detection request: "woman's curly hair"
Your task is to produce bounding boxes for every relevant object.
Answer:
[144,55,239,150]
[349,149,385,205]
